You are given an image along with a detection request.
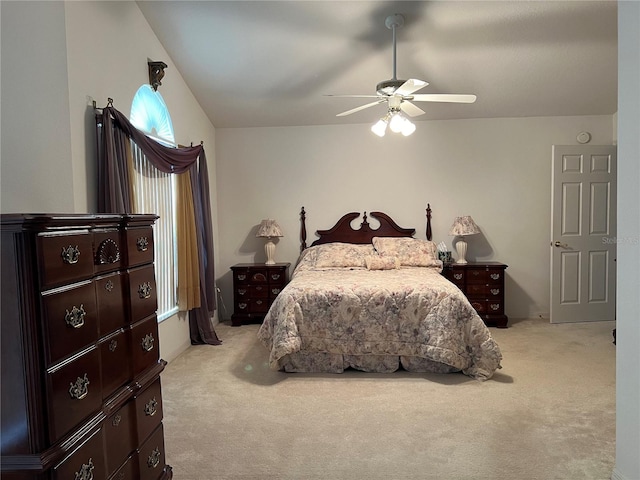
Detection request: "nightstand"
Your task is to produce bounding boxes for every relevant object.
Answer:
[442,262,508,328]
[230,263,290,326]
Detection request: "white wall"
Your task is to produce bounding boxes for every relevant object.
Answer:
[1,1,74,212]
[215,115,614,321]
[1,1,219,363]
[613,3,640,480]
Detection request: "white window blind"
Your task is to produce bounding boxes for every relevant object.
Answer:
[131,144,178,321]
[130,85,178,322]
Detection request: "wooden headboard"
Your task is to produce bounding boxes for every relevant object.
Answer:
[300,204,433,252]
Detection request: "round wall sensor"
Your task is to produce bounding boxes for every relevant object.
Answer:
[577,131,591,144]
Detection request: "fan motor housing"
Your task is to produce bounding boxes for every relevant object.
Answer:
[376,79,407,96]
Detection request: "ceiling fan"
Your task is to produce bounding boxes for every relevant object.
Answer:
[326,14,476,136]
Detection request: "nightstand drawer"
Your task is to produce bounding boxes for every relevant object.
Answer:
[466,284,503,297]
[466,268,488,284]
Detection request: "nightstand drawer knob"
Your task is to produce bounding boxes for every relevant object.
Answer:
[238,303,247,310]
[237,274,246,281]
[491,289,500,295]
[271,274,281,280]
[238,289,247,296]
[490,303,500,311]
[454,273,463,280]
[272,288,281,295]
[490,273,500,280]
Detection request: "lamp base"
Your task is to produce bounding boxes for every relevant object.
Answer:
[455,239,468,264]
[264,240,276,265]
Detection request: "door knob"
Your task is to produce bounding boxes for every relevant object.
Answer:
[554,241,569,248]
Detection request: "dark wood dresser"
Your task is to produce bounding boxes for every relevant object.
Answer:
[442,261,508,328]
[1,214,172,480]
[230,263,290,326]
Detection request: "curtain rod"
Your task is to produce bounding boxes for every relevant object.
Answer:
[95,97,204,146]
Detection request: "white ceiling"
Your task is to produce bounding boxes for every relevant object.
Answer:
[136,0,618,129]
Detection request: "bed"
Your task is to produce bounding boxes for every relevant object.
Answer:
[257,206,502,380]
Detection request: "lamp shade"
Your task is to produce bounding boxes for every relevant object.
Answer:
[448,216,480,236]
[256,219,283,238]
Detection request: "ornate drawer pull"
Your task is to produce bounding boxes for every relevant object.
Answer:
[74,458,94,480]
[238,289,247,296]
[238,303,247,310]
[147,448,161,469]
[65,305,86,329]
[112,414,122,427]
[96,238,120,264]
[490,273,501,280]
[490,289,500,296]
[69,373,90,400]
[490,304,500,311]
[454,273,463,280]
[137,236,149,252]
[141,333,155,352]
[271,274,281,280]
[237,274,246,281]
[61,245,80,265]
[144,397,158,416]
[472,271,480,276]
[105,280,114,292]
[272,288,281,295]
[109,339,118,352]
[256,300,263,305]
[138,282,152,299]
[255,286,264,292]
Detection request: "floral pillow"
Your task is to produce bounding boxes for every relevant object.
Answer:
[313,242,376,268]
[372,237,442,269]
[364,255,399,270]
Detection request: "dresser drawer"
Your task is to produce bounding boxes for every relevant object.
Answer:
[130,316,160,377]
[108,453,138,480]
[138,423,168,480]
[444,270,465,286]
[135,378,164,445]
[96,271,126,335]
[469,299,505,316]
[100,329,131,399]
[52,426,106,480]
[127,265,158,323]
[38,231,95,289]
[268,270,286,285]
[105,400,136,476]
[125,226,155,267]
[46,346,102,443]
[94,229,123,274]
[250,284,269,298]
[42,280,98,366]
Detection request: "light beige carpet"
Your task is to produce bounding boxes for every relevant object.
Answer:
[160,318,616,480]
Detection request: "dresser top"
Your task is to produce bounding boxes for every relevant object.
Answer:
[1,213,158,230]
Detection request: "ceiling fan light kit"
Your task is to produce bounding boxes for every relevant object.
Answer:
[328,13,477,137]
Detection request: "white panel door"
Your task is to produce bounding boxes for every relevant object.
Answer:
[550,145,617,323]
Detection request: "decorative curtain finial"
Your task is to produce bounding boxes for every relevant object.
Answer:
[148,61,168,91]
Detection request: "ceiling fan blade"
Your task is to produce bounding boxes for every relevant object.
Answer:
[400,101,426,117]
[324,94,380,98]
[411,94,477,103]
[395,79,429,96]
[336,100,386,117]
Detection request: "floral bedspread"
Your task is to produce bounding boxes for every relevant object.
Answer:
[258,266,502,380]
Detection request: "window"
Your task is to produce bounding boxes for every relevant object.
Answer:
[130,85,178,321]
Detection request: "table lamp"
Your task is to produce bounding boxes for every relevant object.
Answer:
[256,219,283,265]
[448,216,480,264]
